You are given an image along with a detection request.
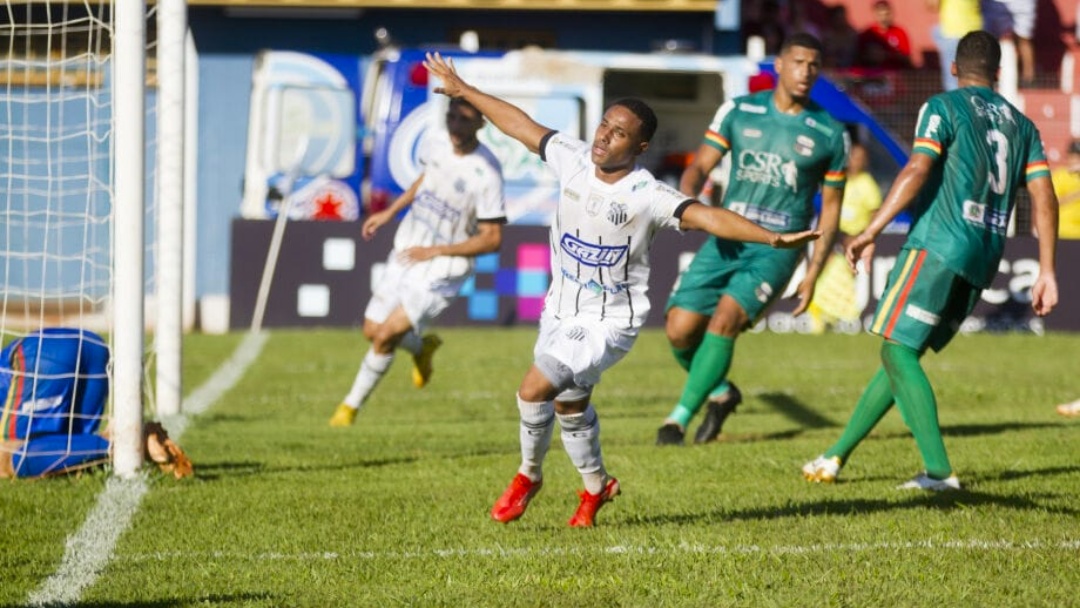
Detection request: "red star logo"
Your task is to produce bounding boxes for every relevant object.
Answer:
[313,191,343,221]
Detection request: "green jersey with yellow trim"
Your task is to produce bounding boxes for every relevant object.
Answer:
[907,86,1050,288]
[704,89,849,233]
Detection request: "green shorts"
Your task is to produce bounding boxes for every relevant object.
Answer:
[870,247,981,353]
[666,236,801,321]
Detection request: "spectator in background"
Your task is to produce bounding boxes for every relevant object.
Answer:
[926,0,983,90]
[821,5,859,68]
[807,142,883,334]
[983,0,1038,87]
[788,1,823,39]
[743,0,787,56]
[858,0,913,69]
[1050,140,1080,239]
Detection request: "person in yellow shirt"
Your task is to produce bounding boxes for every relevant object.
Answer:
[1051,140,1080,239]
[808,142,883,333]
[926,0,983,90]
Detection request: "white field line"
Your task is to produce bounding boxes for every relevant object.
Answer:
[27,331,269,608]
[116,538,1080,563]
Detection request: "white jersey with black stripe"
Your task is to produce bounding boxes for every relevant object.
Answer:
[392,134,506,287]
[541,131,688,330]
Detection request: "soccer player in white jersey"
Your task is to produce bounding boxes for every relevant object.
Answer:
[424,53,821,527]
[329,98,506,427]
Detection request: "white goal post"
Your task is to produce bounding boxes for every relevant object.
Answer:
[0,0,190,478]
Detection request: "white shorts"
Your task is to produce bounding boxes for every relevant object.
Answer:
[983,0,1036,38]
[532,312,637,401]
[364,257,466,332]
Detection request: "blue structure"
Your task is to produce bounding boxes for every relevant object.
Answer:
[190,7,743,300]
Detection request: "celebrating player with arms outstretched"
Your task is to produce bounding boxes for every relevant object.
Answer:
[423,52,820,527]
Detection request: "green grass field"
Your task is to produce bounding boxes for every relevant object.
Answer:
[2,328,1078,607]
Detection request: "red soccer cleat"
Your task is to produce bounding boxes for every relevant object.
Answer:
[491,473,542,523]
[568,477,620,528]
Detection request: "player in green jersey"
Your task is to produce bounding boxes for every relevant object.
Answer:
[802,30,1059,490]
[657,32,849,446]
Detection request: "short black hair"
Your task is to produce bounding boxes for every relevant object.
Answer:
[449,96,480,115]
[780,32,824,56]
[608,97,658,143]
[955,30,1001,81]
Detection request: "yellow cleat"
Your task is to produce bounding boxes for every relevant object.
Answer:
[801,455,842,483]
[412,334,443,388]
[329,403,358,427]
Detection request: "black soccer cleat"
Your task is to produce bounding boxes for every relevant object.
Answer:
[655,423,686,446]
[693,382,742,444]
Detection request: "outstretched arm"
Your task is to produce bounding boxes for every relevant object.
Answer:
[1026,174,1059,316]
[679,202,820,248]
[423,52,551,154]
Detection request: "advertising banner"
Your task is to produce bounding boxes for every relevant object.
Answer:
[230,220,1078,333]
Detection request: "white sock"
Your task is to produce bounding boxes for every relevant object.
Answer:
[398,330,423,356]
[343,348,394,408]
[557,404,606,494]
[516,393,554,482]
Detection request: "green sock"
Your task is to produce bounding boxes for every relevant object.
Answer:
[666,333,734,428]
[881,341,952,479]
[671,344,697,373]
[825,366,894,462]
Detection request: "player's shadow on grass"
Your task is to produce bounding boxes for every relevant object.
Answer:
[192,456,419,480]
[941,421,1064,437]
[863,421,1065,443]
[624,481,1080,527]
[714,429,805,443]
[972,464,1080,483]
[722,489,1080,520]
[756,392,838,429]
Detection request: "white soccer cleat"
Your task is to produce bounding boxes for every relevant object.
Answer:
[802,455,842,483]
[1056,399,1080,418]
[897,472,961,491]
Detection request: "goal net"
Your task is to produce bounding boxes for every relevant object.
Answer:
[0,0,187,478]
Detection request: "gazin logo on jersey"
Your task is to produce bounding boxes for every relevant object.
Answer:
[560,233,628,267]
[413,191,463,224]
